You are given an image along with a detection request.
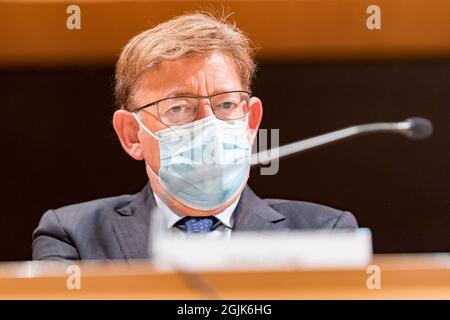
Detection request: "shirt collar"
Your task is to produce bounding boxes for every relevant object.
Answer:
[153,192,240,229]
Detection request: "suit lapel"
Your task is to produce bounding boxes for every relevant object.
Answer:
[112,184,155,260]
[111,184,287,259]
[233,186,287,232]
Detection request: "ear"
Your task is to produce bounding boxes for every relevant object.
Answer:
[112,110,144,160]
[247,96,263,144]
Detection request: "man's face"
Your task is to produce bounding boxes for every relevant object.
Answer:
[113,52,263,216]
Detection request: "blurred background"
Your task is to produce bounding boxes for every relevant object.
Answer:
[0,0,449,261]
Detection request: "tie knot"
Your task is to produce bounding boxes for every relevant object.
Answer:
[176,216,220,233]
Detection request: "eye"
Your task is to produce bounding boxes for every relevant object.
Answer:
[168,105,184,113]
[222,102,234,109]
[218,101,237,110]
[163,99,192,115]
[159,97,197,125]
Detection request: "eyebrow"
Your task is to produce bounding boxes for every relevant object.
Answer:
[165,90,196,97]
[163,88,236,98]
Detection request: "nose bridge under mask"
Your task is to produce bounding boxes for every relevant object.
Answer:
[134,112,249,140]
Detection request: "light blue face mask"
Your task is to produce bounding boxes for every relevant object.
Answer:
[133,114,251,210]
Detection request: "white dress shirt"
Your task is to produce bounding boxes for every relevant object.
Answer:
[153,193,240,239]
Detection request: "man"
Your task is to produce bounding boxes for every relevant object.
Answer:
[32,12,357,261]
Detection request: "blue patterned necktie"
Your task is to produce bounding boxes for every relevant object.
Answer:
[176,216,220,233]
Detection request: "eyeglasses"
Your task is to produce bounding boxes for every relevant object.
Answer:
[133,90,251,126]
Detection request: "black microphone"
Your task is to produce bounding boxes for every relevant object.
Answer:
[251,117,433,166]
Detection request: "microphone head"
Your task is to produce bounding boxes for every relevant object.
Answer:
[405,117,433,140]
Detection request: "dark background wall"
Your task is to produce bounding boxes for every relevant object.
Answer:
[0,58,449,261]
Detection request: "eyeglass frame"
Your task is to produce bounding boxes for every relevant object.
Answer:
[132,90,252,126]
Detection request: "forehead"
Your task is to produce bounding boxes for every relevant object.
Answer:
[133,52,242,103]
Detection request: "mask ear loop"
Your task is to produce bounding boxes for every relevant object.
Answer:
[131,112,164,186]
[132,112,159,140]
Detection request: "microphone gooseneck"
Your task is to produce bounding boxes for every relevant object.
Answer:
[251,117,433,166]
